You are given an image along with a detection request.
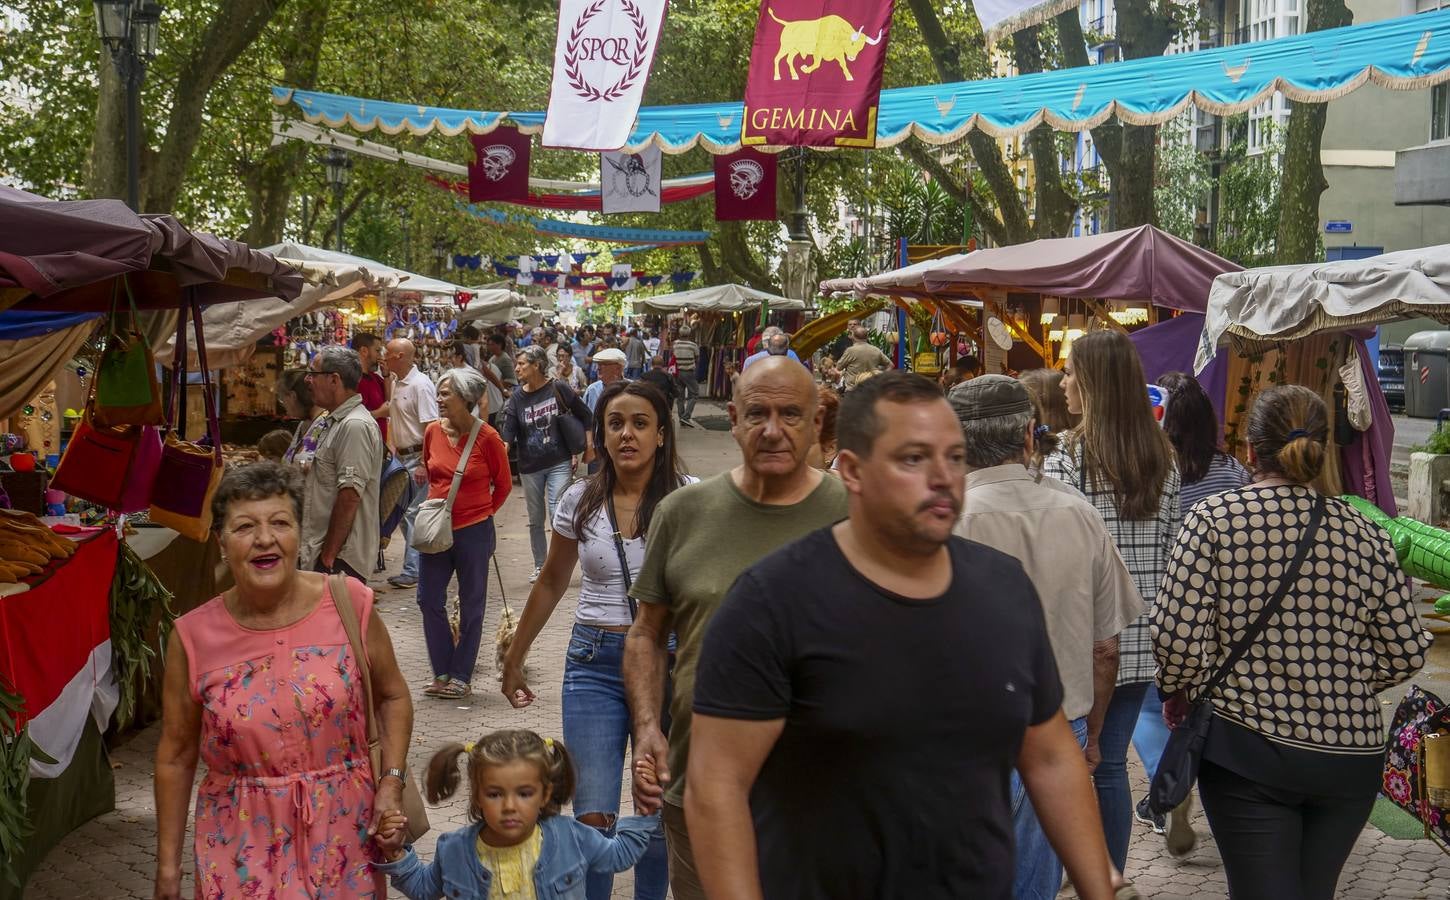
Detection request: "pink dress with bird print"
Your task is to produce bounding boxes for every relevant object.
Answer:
[173,577,386,898]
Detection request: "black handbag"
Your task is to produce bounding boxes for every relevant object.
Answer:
[552,382,589,456]
[1148,493,1325,815]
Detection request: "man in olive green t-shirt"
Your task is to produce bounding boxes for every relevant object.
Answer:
[837,324,893,389]
[625,357,847,900]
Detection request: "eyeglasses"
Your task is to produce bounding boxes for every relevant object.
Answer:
[305,369,339,380]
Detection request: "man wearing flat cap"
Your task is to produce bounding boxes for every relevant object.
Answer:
[950,375,1142,900]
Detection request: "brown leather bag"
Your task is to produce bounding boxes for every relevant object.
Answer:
[328,574,431,842]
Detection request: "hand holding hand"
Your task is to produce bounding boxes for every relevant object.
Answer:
[368,781,405,839]
[372,810,409,861]
[631,728,670,814]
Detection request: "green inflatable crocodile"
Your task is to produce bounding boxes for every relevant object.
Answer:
[1339,494,1450,614]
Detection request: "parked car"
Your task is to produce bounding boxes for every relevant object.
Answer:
[1379,344,1404,412]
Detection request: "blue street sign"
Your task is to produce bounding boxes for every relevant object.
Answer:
[1325,221,1353,234]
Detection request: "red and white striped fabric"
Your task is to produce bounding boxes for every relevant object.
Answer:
[0,528,119,778]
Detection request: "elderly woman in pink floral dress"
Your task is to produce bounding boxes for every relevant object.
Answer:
[153,462,414,899]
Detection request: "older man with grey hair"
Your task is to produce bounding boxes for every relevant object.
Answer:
[950,374,1142,900]
[741,326,803,371]
[300,346,385,581]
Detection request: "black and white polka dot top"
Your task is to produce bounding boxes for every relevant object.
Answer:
[1151,485,1432,755]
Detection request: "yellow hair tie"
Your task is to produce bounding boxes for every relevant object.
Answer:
[463,741,476,754]
[544,737,555,752]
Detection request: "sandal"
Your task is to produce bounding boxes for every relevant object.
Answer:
[423,676,450,696]
[437,680,472,700]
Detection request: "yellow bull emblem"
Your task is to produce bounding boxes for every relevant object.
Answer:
[768,9,884,82]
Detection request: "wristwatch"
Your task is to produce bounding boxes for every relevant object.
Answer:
[380,767,405,784]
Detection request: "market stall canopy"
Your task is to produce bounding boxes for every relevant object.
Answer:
[1,187,304,312]
[273,8,1450,152]
[820,253,981,306]
[1194,244,1450,372]
[631,283,804,314]
[262,242,475,302]
[923,225,1239,313]
[455,292,527,324]
[156,257,398,369]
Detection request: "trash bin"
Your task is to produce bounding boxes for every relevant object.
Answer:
[1403,330,1450,418]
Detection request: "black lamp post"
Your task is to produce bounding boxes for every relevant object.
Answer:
[323,148,352,252]
[432,237,449,277]
[94,0,162,211]
[398,205,412,270]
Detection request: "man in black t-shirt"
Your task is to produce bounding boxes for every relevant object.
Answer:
[687,372,1115,900]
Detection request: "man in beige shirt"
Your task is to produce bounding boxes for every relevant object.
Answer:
[835,325,893,389]
[300,346,384,580]
[950,374,1141,900]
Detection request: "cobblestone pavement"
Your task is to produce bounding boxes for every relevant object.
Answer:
[21,405,1450,898]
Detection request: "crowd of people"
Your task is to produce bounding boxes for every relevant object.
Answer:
[153,316,1434,900]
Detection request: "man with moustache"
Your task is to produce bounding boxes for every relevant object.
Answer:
[624,357,847,900]
[685,372,1115,900]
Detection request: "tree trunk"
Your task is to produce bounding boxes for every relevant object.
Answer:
[143,0,292,213]
[1013,27,1078,237]
[904,0,1033,244]
[1274,0,1352,263]
[1117,124,1159,228]
[239,0,332,247]
[88,51,129,201]
[716,221,778,291]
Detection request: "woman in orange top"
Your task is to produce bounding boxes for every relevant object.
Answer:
[419,367,512,700]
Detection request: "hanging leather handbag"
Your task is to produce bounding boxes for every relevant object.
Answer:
[50,407,162,512]
[328,574,431,842]
[1148,494,1325,815]
[93,277,165,427]
[148,298,224,541]
[410,420,481,554]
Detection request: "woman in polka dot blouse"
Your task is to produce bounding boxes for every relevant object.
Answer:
[1151,384,1431,900]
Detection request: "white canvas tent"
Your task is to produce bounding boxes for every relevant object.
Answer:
[1195,245,1450,372]
[263,241,510,303]
[157,256,391,368]
[631,283,804,314]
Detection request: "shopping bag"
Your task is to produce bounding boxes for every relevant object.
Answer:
[148,298,224,540]
[50,409,162,512]
[93,278,165,427]
[1384,685,1450,845]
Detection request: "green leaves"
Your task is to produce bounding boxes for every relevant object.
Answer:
[0,676,49,889]
[108,542,176,734]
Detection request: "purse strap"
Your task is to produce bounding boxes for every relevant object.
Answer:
[1194,492,1326,703]
[603,491,637,621]
[442,419,483,512]
[329,573,380,747]
[166,296,223,463]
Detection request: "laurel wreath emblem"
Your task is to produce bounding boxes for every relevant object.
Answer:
[563,0,650,103]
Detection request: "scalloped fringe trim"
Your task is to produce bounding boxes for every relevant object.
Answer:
[983,0,1084,46]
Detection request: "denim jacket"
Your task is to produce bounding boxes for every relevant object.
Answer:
[376,813,660,900]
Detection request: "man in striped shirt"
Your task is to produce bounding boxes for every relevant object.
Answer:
[673,326,702,428]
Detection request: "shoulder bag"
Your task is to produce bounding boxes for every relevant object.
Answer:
[552,382,589,457]
[93,277,165,427]
[1148,493,1325,815]
[148,297,224,541]
[409,419,481,554]
[328,574,430,842]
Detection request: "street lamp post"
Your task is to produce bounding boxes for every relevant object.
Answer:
[398,205,412,270]
[323,148,352,252]
[94,0,163,211]
[432,238,449,278]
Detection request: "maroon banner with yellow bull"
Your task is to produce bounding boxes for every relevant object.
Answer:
[741,1,894,148]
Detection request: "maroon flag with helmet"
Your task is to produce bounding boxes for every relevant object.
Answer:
[741,1,894,148]
[469,128,532,203]
[713,148,778,221]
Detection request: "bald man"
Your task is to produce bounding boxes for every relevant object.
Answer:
[623,358,848,900]
[383,337,439,589]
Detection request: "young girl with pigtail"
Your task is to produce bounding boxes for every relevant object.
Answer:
[373,729,660,899]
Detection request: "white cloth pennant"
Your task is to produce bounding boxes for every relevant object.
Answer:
[600,146,662,214]
[610,263,638,291]
[543,0,669,150]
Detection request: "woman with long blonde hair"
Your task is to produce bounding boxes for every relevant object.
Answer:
[1041,329,1181,877]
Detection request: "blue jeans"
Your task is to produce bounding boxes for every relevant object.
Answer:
[418,518,494,683]
[1097,680,1150,871]
[562,624,669,900]
[1133,684,1171,780]
[522,461,573,568]
[398,451,424,580]
[1011,716,1089,900]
